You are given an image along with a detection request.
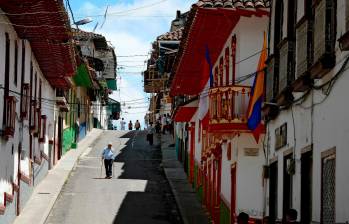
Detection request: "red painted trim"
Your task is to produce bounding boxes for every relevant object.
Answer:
[19,172,31,185]
[41,150,49,161]
[0,204,5,215]
[34,155,42,165]
[4,192,13,205]
[12,182,19,193]
[208,123,249,132]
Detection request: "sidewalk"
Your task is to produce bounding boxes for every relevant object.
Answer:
[13,128,104,224]
[160,134,210,224]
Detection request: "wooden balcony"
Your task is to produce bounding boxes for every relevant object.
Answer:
[143,66,167,93]
[208,85,251,132]
[56,89,70,112]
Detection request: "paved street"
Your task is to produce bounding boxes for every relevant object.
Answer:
[45,130,182,224]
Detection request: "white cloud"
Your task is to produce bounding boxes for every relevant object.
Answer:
[76,0,195,126]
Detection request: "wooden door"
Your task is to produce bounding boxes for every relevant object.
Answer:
[231,163,237,223]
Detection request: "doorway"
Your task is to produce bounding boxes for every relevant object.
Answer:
[283,154,293,219]
[231,163,236,223]
[301,150,313,224]
[269,161,278,222]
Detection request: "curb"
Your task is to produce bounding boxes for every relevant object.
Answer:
[163,169,190,224]
[13,129,104,224]
[160,135,190,224]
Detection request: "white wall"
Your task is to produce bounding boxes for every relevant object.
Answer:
[235,133,265,219]
[0,12,55,208]
[212,15,269,87]
[266,1,349,221]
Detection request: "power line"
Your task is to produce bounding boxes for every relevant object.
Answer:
[118,55,148,57]
[81,0,169,18]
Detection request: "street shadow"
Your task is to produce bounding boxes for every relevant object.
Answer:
[112,131,182,224]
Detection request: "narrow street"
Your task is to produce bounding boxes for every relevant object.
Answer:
[45,130,182,224]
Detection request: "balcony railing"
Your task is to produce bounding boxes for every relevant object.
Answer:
[209,85,251,125]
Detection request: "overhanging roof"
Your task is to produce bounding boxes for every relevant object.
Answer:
[0,0,76,88]
[170,6,269,96]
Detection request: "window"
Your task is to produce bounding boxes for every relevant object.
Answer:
[14,41,18,86]
[3,33,10,127]
[219,57,224,86]
[3,96,17,139]
[21,40,25,81]
[39,115,47,143]
[224,47,230,86]
[274,0,284,47]
[214,66,218,87]
[275,123,287,149]
[231,35,237,84]
[310,0,336,78]
[278,0,296,91]
[34,108,41,137]
[34,73,37,100]
[20,83,30,119]
[38,79,42,109]
[30,100,36,132]
[321,148,336,223]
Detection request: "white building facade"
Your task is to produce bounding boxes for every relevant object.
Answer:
[264,0,349,223]
[0,3,75,222]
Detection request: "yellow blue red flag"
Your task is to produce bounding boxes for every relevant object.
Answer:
[247,32,267,142]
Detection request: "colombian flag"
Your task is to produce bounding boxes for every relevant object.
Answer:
[247,32,267,142]
[204,45,214,88]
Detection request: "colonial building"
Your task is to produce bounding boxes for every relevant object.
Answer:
[0,1,76,222]
[263,0,349,223]
[170,1,270,223]
[144,11,188,124]
[73,29,118,130]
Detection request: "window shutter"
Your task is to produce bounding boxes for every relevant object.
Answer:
[296,21,308,78]
[279,39,295,93]
[266,53,280,103]
[311,0,336,78]
[313,0,326,63]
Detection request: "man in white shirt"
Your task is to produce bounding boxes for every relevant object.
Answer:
[101,142,115,178]
[120,118,126,130]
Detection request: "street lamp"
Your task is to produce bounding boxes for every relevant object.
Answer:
[74,17,93,26]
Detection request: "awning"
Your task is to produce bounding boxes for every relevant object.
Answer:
[170,7,269,96]
[174,106,198,122]
[107,79,117,90]
[73,64,93,88]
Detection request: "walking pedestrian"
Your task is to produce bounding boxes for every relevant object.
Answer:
[135,120,141,130]
[147,123,155,145]
[120,118,126,130]
[155,120,161,133]
[101,142,115,179]
[128,120,133,130]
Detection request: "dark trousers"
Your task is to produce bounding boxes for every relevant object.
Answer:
[147,133,153,145]
[104,159,113,177]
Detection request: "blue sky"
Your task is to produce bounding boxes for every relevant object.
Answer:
[68,0,195,128]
